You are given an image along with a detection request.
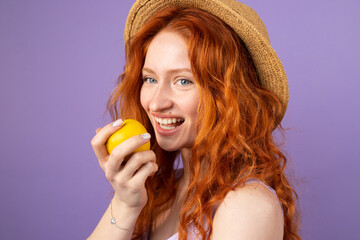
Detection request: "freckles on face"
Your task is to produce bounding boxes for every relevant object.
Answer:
[140,30,200,151]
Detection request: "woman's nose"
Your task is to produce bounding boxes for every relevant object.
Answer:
[148,84,173,112]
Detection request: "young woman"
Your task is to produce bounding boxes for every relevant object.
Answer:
[89,0,300,239]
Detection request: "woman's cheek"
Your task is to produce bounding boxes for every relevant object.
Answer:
[139,87,148,110]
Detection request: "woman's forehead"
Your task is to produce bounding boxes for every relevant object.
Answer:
[143,31,191,74]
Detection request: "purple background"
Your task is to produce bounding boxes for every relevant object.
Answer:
[1,0,359,239]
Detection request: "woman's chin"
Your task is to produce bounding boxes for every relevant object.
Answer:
[157,142,180,152]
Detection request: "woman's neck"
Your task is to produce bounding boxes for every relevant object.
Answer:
[180,148,191,187]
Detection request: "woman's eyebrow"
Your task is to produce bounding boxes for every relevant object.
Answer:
[168,68,192,74]
[142,67,155,74]
[142,67,192,75]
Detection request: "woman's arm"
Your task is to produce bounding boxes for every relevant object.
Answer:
[211,182,284,240]
[87,120,158,240]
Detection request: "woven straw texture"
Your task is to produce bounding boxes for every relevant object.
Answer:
[124,0,289,123]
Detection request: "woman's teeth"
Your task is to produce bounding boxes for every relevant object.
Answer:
[155,117,183,124]
[159,124,176,130]
[154,117,184,130]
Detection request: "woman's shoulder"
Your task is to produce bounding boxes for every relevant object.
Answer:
[211,179,284,240]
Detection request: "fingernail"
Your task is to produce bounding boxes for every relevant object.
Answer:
[141,133,151,140]
[112,119,123,127]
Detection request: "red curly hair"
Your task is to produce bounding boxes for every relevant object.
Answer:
[106,7,301,240]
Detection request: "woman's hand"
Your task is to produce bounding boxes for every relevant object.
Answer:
[91,119,158,213]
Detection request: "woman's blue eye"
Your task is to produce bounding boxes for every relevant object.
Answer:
[178,79,192,85]
[144,77,157,84]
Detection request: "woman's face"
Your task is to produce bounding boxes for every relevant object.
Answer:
[140,30,200,152]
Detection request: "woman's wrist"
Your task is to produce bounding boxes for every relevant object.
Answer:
[110,197,143,230]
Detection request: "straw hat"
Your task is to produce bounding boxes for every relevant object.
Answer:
[124,0,289,124]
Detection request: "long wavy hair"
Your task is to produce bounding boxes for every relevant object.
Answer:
[106,7,301,240]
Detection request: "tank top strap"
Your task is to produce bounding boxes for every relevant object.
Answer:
[243,178,278,198]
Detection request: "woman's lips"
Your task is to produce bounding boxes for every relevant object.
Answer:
[153,116,184,136]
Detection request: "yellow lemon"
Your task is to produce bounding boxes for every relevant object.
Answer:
[106,119,150,154]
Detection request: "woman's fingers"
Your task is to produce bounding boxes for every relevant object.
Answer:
[91,119,124,163]
[105,134,151,179]
[130,161,158,187]
[120,150,156,180]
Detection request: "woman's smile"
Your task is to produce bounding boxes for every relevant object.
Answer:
[151,114,185,137]
[154,116,185,130]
